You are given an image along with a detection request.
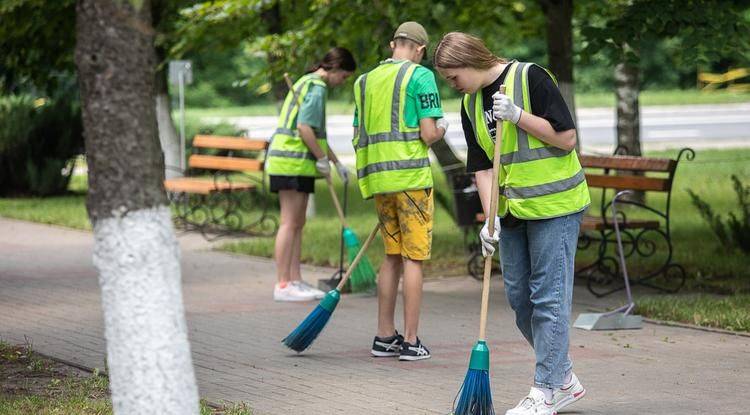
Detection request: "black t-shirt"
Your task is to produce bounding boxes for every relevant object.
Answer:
[461,63,576,173]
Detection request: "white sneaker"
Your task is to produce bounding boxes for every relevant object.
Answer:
[553,373,586,412]
[505,388,556,415]
[273,281,317,302]
[294,280,325,300]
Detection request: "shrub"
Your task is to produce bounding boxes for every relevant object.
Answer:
[0,82,83,196]
[688,175,750,254]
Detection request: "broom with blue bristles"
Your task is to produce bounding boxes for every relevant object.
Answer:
[452,85,506,415]
[283,73,377,293]
[282,222,380,353]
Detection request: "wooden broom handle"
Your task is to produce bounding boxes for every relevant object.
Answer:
[283,73,348,227]
[336,223,380,291]
[325,175,348,227]
[479,84,506,341]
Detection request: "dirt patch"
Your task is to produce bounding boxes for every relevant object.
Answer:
[0,340,106,400]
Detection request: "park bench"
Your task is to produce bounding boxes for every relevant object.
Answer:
[450,147,694,291]
[576,147,695,297]
[164,135,278,239]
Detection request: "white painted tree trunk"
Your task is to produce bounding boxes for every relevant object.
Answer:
[156,93,182,179]
[557,80,580,145]
[92,206,198,414]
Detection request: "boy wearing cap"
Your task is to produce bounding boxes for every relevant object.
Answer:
[352,21,448,361]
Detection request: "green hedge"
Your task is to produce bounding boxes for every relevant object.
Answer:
[0,83,83,196]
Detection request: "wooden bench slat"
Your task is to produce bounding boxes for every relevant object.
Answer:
[585,173,670,192]
[193,135,268,151]
[580,154,675,172]
[165,178,256,195]
[580,215,660,231]
[188,155,262,172]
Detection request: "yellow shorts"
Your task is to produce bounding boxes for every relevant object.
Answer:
[374,189,433,261]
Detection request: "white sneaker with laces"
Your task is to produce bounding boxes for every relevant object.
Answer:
[553,372,586,412]
[505,388,556,415]
[273,281,317,302]
[294,280,325,300]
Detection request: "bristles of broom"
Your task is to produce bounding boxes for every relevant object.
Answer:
[282,224,380,353]
[344,228,377,293]
[282,290,340,352]
[452,341,494,415]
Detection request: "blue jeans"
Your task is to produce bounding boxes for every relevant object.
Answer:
[499,211,583,389]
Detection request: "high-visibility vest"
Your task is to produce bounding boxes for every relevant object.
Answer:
[353,60,432,199]
[266,74,328,177]
[463,61,590,219]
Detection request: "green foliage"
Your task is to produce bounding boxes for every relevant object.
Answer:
[0,0,76,93]
[0,80,83,196]
[580,0,750,66]
[173,0,533,101]
[688,175,750,254]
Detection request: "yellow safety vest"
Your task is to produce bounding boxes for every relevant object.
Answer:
[353,60,432,199]
[462,61,590,219]
[266,74,328,177]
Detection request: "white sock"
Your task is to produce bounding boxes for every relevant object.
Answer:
[563,371,573,387]
[534,386,554,403]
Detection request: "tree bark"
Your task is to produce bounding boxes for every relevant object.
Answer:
[155,64,182,178]
[614,60,645,202]
[261,2,286,101]
[539,0,580,149]
[75,1,198,413]
[152,0,182,178]
[614,61,642,157]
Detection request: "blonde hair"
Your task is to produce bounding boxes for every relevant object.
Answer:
[433,32,507,70]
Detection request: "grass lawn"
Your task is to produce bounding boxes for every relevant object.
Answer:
[635,294,750,333]
[0,340,251,414]
[184,89,750,119]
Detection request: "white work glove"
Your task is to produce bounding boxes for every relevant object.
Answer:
[315,156,331,176]
[479,216,501,257]
[492,91,522,124]
[436,117,449,134]
[335,161,350,183]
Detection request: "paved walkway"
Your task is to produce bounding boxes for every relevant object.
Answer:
[1,217,748,414]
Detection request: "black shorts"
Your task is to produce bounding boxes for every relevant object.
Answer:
[269,175,316,193]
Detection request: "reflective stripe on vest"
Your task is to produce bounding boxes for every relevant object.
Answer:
[463,61,590,219]
[266,74,328,177]
[353,60,432,199]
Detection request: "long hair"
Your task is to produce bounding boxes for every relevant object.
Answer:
[307,47,357,73]
[433,32,507,70]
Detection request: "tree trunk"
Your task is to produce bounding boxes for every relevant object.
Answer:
[539,0,580,150]
[155,67,182,178]
[614,61,642,156]
[261,2,286,101]
[614,61,645,202]
[75,1,199,414]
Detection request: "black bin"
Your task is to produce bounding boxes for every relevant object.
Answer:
[451,173,483,227]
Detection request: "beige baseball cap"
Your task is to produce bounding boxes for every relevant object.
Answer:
[393,21,428,46]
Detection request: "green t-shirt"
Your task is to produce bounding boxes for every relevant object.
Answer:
[296,78,327,137]
[353,61,443,128]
